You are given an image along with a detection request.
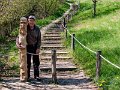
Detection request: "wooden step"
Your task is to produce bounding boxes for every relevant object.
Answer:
[41,56,72,60]
[43,35,61,37]
[45,32,61,34]
[41,50,68,53]
[41,51,68,56]
[43,37,62,40]
[41,44,63,46]
[47,29,63,32]
[40,61,77,71]
[41,45,65,50]
[41,51,68,54]
[42,41,62,44]
[48,28,62,31]
[49,25,60,28]
[44,33,61,36]
[42,38,62,42]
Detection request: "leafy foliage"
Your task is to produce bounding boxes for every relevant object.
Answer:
[0,0,65,36]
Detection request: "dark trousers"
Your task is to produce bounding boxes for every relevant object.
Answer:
[27,45,40,79]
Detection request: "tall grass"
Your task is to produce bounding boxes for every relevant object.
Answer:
[66,0,120,89]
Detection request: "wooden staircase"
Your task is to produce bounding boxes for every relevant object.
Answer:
[40,25,77,71]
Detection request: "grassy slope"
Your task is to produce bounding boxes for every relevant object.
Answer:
[66,0,120,89]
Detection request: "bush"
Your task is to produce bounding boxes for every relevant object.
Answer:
[0,36,7,43]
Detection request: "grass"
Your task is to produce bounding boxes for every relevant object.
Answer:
[0,40,19,77]
[65,0,120,89]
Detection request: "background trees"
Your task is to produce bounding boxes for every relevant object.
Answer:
[0,0,65,36]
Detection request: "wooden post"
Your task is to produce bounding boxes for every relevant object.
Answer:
[51,49,57,84]
[65,15,68,23]
[60,21,64,32]
[71,34,75,51]
[93,0,97,17]
[10,22,12,33]
[70,13,73,20]
[65,28,67,39]
[66,15,69,22]
[67,14,69,21]
[63,17,66,28]
[96,51,102,80]
[72,5,75,15]
[76,4,79,11]
[68,14,72,21]
[78,1,80,9]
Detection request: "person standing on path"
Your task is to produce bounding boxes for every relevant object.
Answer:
[16,15,41,81]
[27,15,41,80]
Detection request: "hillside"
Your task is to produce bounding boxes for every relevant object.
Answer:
[66,0,120,89]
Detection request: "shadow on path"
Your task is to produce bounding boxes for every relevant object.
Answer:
[0,76,93,90]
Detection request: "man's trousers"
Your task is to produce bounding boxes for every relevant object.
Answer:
[27,45,40,79]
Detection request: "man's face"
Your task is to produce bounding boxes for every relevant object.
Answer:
[28,19,35,27]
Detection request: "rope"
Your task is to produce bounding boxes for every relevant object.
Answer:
[100,55,120,70]
[66,28,96,54]
[66,28,120,70]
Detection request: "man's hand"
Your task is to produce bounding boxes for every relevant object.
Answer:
[36,49,40,54]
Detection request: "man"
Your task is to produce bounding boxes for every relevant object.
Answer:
[27,15,41,80]
[16,15,41,81]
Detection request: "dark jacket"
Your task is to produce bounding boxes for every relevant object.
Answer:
[27,25,41,49]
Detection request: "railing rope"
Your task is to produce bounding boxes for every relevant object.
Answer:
[66,28,96,54]
[65,27,120,71]
[100,55,120,70]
